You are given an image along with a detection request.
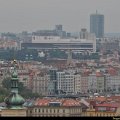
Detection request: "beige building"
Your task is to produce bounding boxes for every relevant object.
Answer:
[82,96,120,117]
[96,70,105,93]
[74,74,82,94]
[32,73,49,96]
[0,109,1,116]
[27,98,82,117]
[1,108,27,117]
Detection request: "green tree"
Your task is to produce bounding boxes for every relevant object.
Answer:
[2,77,11,91]
[0,86,9,102]
[2,77,41,99]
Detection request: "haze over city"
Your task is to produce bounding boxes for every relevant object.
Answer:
[0,0,120,33]
[1,0,120,117]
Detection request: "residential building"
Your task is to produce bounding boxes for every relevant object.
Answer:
[105,67,120,92]
[17,69,30,87]
[81,74,89,93]
[84,96,120,117]
[88,73,97,93]
[32,73,49,96]
[74,73,82,94]
[96,70,105,93]
[57,71,75,94]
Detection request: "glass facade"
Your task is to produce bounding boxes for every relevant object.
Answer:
[90,14,104,38]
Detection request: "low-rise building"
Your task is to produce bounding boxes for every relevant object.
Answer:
[88,73,97,93]
[85,102,119,117]
[74,73,82,94]
[32,73,49,96]
[27,98,82,117]
[96,70,105,93]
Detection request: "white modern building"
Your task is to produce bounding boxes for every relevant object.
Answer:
[22,35,96,53]
[105,74,120,92]
[56,71,75,94]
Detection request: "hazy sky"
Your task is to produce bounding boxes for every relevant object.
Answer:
[0,0,119,33]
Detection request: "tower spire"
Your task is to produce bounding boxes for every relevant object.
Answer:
[11,60,18,94]
[4,60,25,108]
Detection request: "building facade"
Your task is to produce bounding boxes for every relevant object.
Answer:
[22,36,96,53]
[32,73,49,96]
[27,98,82,117]
[57,71,75,94]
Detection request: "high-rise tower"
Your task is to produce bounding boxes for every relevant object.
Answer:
[90,11,104,38]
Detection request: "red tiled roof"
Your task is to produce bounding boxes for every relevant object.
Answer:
[95,96,106,102]
[34,98,81,107]
[62,99,80,106]
[95,103,120,108]
[108,67,117,76]
[96,72,103,77]
[34,99,50,106]
[108,96,120,102]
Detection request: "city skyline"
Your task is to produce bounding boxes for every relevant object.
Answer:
[0,0,120,33]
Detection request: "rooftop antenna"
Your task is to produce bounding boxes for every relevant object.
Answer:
[13,48,16,61]
[96,10,98,14]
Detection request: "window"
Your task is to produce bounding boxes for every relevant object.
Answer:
[57,109,59,113]
[89,113,92,116]
[35,109,37,113]
[63,110,65,113]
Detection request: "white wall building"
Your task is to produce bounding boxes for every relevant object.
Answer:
[105,74,120,92]
[57,71,75,94]
[27,35,96,52]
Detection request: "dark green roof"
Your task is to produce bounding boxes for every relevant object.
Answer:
[5,93,25,107]
[12,71,18,78]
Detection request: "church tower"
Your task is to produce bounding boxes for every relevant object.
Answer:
[66,49,75,67]
[1,60,26,116]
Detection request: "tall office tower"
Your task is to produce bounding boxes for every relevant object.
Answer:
[90,11,104,38]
